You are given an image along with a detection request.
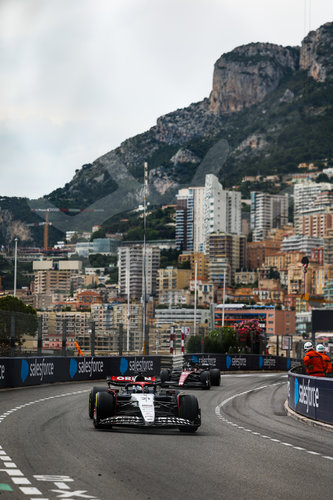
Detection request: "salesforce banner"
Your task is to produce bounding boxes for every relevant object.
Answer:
[288,372,333,424]
[0,355,161,389]
[185,354,300,371]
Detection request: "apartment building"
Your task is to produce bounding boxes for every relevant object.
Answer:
[175,186,204,251]
[178,252,207,280]
[203,174,242,245]
[246,241,281,270]
[250,192,289,241]
[281,235,323,254]
[157,267,191,296]
[118,244,160,299]
[205,232,246,283]
[295,210,333,237]
[293,181,332,219]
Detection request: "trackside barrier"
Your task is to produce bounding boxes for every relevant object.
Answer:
[0,353,301,390]
[0,356,161,389]
[288,369,333,425]
[184,353,302,372]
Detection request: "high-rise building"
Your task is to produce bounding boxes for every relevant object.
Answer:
[203,175,241,245]
[294,182,332,216]
[118,244,160,299]
[206,232,246,284]
[175,174,241,252]
[175,187,205,251]
[250,192,289,241]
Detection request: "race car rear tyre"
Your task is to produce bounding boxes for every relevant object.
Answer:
[178,395,199,433]
[200,370,211,390]
[89,386,109,419]
[210,368,221,386]
[160,368,171,384]
[94,391,115,429]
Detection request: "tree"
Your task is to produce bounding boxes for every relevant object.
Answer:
[206,328,238,353]
[0,296,38,354]
[186,335,201,353]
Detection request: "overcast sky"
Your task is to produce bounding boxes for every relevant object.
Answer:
[1,0,332,200]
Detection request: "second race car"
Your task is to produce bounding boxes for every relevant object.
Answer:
[159,360,221,389]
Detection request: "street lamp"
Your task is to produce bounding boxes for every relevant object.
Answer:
[13,238,18,297]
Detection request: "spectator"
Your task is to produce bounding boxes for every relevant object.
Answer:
[316,344,333,377]
[303,342,325,377]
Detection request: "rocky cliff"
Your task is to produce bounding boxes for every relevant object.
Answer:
[209,43,299,114]
[36,22,333,232]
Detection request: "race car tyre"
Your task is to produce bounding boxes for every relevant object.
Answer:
[89,386,109,419]
[93,391,115,429]
[210,368,221,386]
[200,370,211,390]
[178,394,200,433]
[160,368,171,384]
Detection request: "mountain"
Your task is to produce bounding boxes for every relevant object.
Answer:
[1,22,333,242]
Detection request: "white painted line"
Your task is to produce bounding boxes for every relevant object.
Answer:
[0,468,24,476]
[19,486,42,494]
[54,482,70,489]
[215,378,333,462]
[0,456,11,461]
[11,477,31,485]
[4,462,18,468]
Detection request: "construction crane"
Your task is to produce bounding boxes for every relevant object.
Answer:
[29,207,104,250]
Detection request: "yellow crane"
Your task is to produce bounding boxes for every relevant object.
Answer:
[29,207,104,250]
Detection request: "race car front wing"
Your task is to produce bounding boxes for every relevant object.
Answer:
[97,415,200,427]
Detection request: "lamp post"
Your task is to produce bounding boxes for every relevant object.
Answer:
[194,260,197,335]
[13,237,18,297]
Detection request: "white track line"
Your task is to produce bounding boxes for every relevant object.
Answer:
[215,381,333,462]
[0,389,91,499]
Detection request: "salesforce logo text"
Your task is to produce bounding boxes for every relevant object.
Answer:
[298,379,320,413]
[129,357,154,373]
[263,358,276,368]
[30,359,54,381]
[78,358,104,377]
[0,364,5,380]
[231,358,246,368]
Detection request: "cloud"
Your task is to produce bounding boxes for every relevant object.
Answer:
[0,0,332,198]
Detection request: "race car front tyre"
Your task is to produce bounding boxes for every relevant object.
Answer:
[200,370,211,390]
[94,391,115,429]
[160,368,171,384]
[210,368,221,386]
[89,386,109,419]
[178,394,200,433]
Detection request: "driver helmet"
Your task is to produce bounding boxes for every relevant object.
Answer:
[304,341,313,351]
[316,344,325,353]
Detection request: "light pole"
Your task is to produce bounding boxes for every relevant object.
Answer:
[194,260,197,335]
[13,238,18,297]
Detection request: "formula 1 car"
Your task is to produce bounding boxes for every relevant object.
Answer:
[160,360,221,389]
[88,375,201,433]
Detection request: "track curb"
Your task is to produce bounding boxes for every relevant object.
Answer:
[284,400,333,433]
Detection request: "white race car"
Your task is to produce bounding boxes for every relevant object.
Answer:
[89,375,201,433]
